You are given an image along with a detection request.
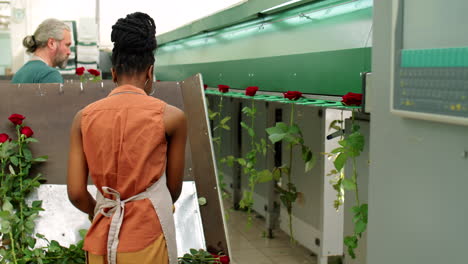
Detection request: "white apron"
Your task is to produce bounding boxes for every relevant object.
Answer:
[93,173,177,264]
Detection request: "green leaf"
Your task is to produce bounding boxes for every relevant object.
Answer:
[240,121,249,130]
[344,235,358,248]
[25,138,39,143]
[33,156,48,162]
[2,200,13,212]
[0,141,15,159]
[276,122,289,132]
[329,119,343,131]
[361,204,368,222]
[241,106,252,115]
[342,178,356,190]
[223,156,235,167]
[237,158,246,167]
[257,170,273,183]
[220,116,231,125]
[289,124,300,134]
[25,219,36,230]
[330,147,345,154]
[266,122,288,135]
[247,128,255,137]
[347,132,365,157]
[27,236,37,248]
[209,112,219,120]
[0,220,10,233]
[305,157,316,172]
[302,149,312,162]
[351,205,361,214]
[266,126,281,136]
[23,148,33,161]
[0,210,10,219]
[32,200,43,208]
[268,133,287,144]
[272,169,281,181]
[10,156,19,166]
[334,153,347,171]
[355,220,367,234]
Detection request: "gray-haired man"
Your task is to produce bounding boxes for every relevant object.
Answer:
[12,18,71,83]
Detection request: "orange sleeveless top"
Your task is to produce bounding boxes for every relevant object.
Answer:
[81,85,167,255]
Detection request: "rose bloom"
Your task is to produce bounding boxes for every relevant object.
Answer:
[283,91,302,100]
[204,84,208,90]
[245,86,259,96]
[75,67,85,76]
[218,85,229,93]
[211,254,230,264]
[0,133,9,143]
[8,113,25,125]
[21,126,34,138]
[341,92,363,106]
[87,69,101,76]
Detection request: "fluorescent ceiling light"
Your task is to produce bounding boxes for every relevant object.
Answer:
[261,0,303,13]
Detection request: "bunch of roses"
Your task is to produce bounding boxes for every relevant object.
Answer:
[75,67,102,82]
[0,114,34,143]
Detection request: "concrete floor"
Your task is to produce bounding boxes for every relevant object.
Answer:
[223,200,319,264]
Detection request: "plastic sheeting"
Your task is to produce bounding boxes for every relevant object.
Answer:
[27,181,206,256]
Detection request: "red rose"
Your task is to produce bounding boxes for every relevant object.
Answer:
[283,91,302,100]
[0,133,9,143]
[204,84,208,90]
[8,113,25,125]
[75,67,85,76]
[21,126,34,138]
[211,254,230,264]
[341,92,363,106]
[218,85,229,93]
[245,86,259,96]
[87,69,101,76]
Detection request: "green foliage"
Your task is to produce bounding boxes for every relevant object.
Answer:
[324,112,368,259]
[0,122,86,264]
[209,95,232,201]
[222,99,269,226]
[265,104,315,242]
[178,248,222,264]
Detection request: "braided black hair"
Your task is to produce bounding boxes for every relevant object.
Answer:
[111,12,157,75]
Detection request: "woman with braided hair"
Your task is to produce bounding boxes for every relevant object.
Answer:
[67,12,187,264]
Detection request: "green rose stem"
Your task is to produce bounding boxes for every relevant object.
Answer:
[16,125,25,252]
[9,231,18,264]
[217,95,224,151]
[351,111,360,207]
[250,98,255,157]
[1,157,5,198]
[286,102,295,243]
[216,95,226,200]
[246,97,256,221]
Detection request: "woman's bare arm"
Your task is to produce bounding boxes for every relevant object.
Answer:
[164,104,187,203]
[67,110,96,218]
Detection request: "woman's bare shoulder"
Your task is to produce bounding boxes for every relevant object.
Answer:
[163,104,187,136]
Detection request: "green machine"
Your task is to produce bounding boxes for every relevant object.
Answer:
[156,0,373,96]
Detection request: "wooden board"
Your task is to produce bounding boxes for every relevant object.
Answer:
[0,77,228,255]
[179,74,230,256]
